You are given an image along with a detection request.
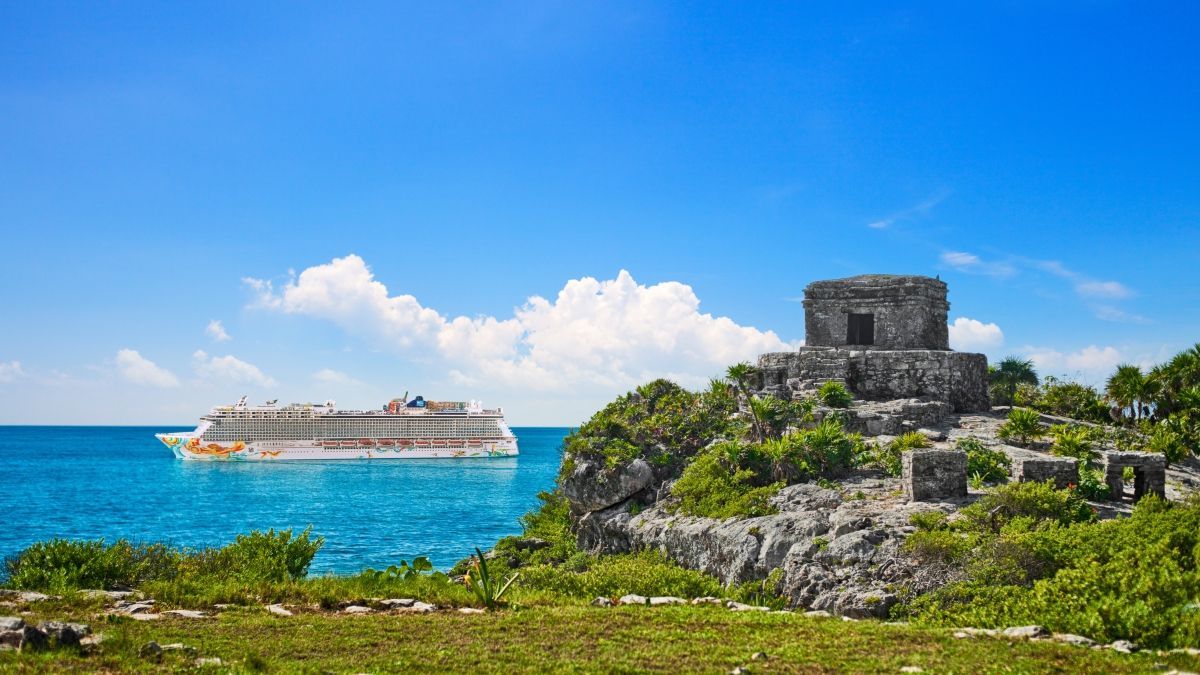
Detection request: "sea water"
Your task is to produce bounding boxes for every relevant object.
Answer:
[0,426,567,573]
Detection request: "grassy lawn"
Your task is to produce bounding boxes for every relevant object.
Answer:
[4,605,1198,673]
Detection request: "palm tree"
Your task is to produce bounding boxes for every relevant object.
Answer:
[726,362,764,441]
[989,356,1039,406]
[1106,364,1147,423]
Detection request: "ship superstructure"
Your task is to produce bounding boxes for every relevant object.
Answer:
[156,395,518,461]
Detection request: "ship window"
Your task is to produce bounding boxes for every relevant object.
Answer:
[847,313,874,346]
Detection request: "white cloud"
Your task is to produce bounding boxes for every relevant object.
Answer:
[1075,280,1132,299]
[1092,305,1150,324]
[206,319,231,342]
[0,361,25,383]
[1022,345,1123,383]
[948,317,1004,351]
[313,368,363,386]
[866,189,950,229]
[115,349,180,388]
[939,250,1016,278]
[192,350,276,387]
[245,255,791,392]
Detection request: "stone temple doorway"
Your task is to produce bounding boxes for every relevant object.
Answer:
[847,313,874,346]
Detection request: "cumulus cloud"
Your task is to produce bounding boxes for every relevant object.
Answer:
[0,360,25,383]
[1023,345,1124,383]
[206,319,231,342]
[116,349,180,387]
[192,350,276,387]
[245,255,791,391]
[948,317,1004,351]
[313,368,363,386]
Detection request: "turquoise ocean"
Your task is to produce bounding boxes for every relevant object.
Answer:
[0,426,568,573]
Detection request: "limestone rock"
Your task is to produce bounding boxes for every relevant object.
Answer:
[618,594,648,605]
[691,597,723,605]
[396,601,436,613]
[163,609,207,619]
[1108,640,1138,653]
[562,458,653,514]
[1001,625,1049,639]
[343,605,372,614]
[1053,633,1098,647]
[36,621,90,647]
[266,604,293,616]
[726,601,770,612]
[457,607,486,614]
[591,597,613,607]
[379,598,416,609]
[648,596,687,606]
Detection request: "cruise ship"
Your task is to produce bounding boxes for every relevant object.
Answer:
[156,395,518,461]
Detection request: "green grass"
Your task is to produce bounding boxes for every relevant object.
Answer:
[4,604,1196,673]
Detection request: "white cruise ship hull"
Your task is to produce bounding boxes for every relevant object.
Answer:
[155,433,518,461]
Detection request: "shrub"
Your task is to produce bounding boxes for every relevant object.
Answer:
[1147,425,1189,466]
[959,481,1094,533]
[958,437,1010,483]
[670,444,782,519]
[559,378,741,479]
[1031,377,1108,423]
[1048,424,1099,466]
[996,408,1045,447]
[4,539,181,592]
[872,432,932,477]
[902,496,1200,649]
[1074,466,1110,500]
[3,528,323,592]
[817,381,853,408]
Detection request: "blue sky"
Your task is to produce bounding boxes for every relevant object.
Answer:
[1,2,1197,425]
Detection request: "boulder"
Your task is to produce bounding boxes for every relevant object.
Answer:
[379,598,416,609]
[163,609,207,619]
[1002,625,1049,639]
[562,458,653,514]
[266,604,293,616]
[618,594,648,605]
[648,596,687,606]
[36,621,90,648]
[591,597,613,607]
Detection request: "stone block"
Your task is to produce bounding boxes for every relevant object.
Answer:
[903,449,967,502]
[1013,457,1078,490]
[1101,451,1166,501]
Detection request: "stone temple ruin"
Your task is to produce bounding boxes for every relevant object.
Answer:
[755,274,989,413]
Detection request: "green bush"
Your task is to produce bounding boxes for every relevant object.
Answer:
[817,381,853,408]
[1147,425,1189,466]
[957,437,1010,484]
[996,408,1045,447]
[872,431,932,477]
[1031,377,1108,423]
[670,444,782,519]
[1048,424,1099,466]
[3,528,323,592]
[517,550,726,600]
[187,527,323,583]
[4,539,181,592]
[902,496,1200,648]
[959,480,1094,533]
[559,378,741,479]
[1074,466,1111,500]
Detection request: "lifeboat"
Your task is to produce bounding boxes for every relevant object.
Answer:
[321,441,339,447]
[415,439,431,447]
[378,439,395,446]
[340,440,356,448]
[448,439,465,447]
[467,439,483,447]
[431,439,448,447]
[359,438,375,447]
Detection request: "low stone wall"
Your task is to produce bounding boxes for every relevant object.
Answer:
[755,348,989,412]
[1013,456,1079,490]
[903,449,967,502]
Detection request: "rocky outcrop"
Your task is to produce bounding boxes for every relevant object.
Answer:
[580,477,959,618]
[561,457,653,514]
[0,617,90,651]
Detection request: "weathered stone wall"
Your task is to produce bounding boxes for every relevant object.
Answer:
[755,348,990,413]
[1013,456,1079,490]
[1102,451,1166,501]
[803,275,950,350]
[903,449,967,502]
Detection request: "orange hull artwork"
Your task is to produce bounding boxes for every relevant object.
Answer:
[186,438,247,456]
